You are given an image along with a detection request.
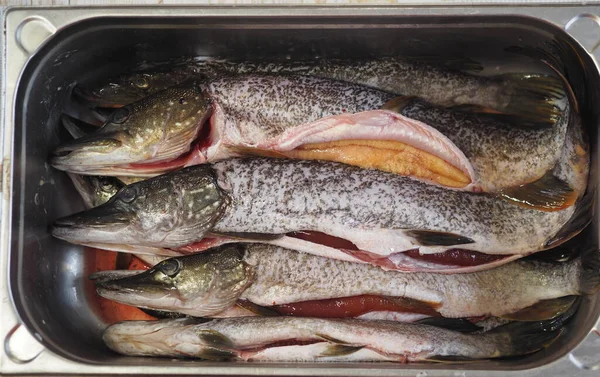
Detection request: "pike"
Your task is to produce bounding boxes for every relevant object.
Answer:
[92,243,596,321]
[77,57,566,126]
[53,74,575,205]
[102,314,570,362]
[52,157,587,273]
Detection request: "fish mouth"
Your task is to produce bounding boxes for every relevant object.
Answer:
[73,86,133,109]
[52,204,135,244]
[51,131,126,172]
[95,271,177,309]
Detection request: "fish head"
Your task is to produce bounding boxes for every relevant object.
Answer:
[94,244,254,317]
[52,81,212,175]
[52,165,229,249]
[67,173,125,208]
[74,68,193,108]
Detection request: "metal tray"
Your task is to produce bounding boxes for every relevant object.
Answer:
[2,5,600,376]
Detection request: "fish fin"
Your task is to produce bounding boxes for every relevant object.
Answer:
[209,231,284,241]
[501,296,578,322]
[490,297,577,338]
[580,247,600,294]
[61,114,98,139]
[319,344,364,358]
[138,308,189,320]
[316,333,349,345]
[415,317,482,333]
[544,189,595,249]
[499,73,566,127]
[524,243,579,263]
[196,347,237,361]
[404,230,474,246]
[195,329,234,350]
[498,171,577,212]
[235,300,281,317]
[381,96,418,113]
[93,107,117,119]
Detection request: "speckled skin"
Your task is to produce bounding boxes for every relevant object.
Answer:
[52,83,212,175]
[241,244,581,318]
[399,99,569,192]
[212,158,575,255]
[211,58,512,110]
[103,316,556,361]
[93,243,581,319]
[82,58,510,110]
[204,75,395,142]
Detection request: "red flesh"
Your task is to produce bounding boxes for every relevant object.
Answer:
[403,249,507,267]
[270,295,439,318]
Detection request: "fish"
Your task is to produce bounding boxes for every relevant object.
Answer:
[76,57,566,127]
[51,158,586,273]
[67,173,124,209]
[92,242,596,321]
[102,314,567,362]
[52,75,574,198]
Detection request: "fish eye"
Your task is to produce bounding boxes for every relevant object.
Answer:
[158,259,181,277]
[119,187,137,203]
[111,107,130,124]
[99,177,115,191]
[133,76,149,89]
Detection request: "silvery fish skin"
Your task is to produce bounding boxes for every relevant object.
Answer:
[93,243,591,320]
[52,158,581,272]
[103,316,562,362]
[78,57,565,125]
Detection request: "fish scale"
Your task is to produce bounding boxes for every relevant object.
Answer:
[212,158,575,255]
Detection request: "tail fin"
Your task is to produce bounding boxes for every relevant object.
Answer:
[544,189,595,249]
[488,299,577,357]
[500,73,566,128]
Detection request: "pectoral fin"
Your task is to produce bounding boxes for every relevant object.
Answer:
[498,171,577,212]
[404,230,475,247]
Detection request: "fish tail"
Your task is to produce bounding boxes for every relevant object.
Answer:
[489,299,577,356]
[544,189,594,249]
[500,73,567,128]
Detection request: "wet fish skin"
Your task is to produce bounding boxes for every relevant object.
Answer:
[52,81,212,175]
[52,165,229,251]
[397,98,569,193]
[80,57,564,124]
[75,64,201,108]
[67,173,124,208]
[97,245,254,317]
[103,316,562,362]
[52,158,578,271]
[93,243,585,320]
[212,158,575,256]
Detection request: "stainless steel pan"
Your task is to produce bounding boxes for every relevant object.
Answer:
[2,5,600,376]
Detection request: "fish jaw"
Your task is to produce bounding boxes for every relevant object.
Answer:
[94,245,254,317]
[52,81,212,175]
[52,165,229,249]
